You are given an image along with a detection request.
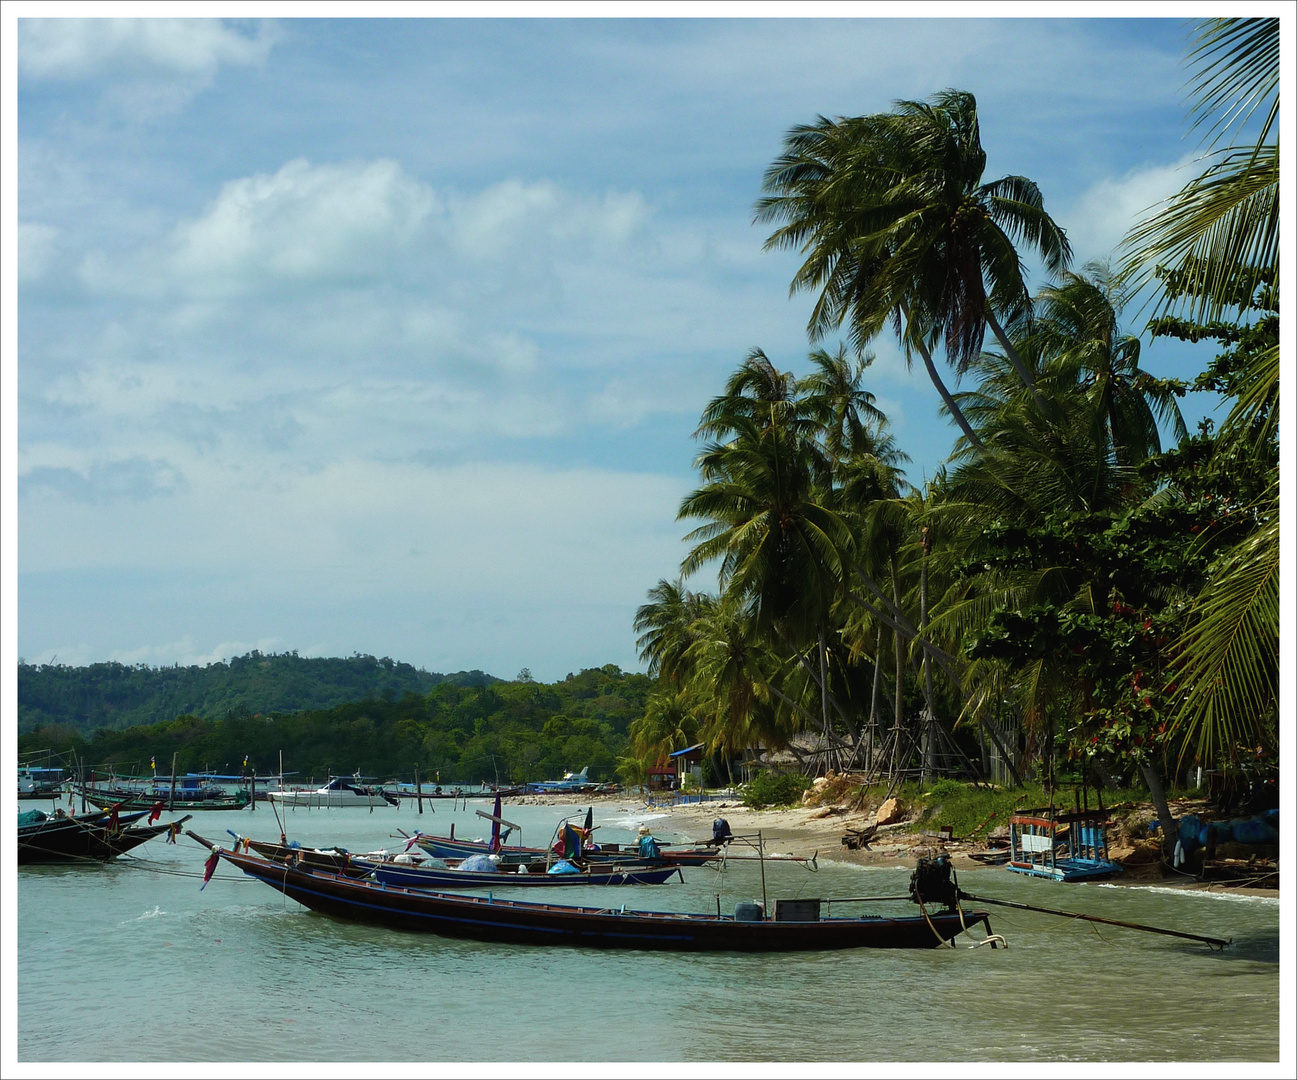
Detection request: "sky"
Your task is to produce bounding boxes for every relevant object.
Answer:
[5,8,1269,682]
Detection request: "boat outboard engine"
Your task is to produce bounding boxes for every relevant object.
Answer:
[909,853,959,911]
[712,817,734,845]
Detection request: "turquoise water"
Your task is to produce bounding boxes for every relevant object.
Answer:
[16,800,1281,1062]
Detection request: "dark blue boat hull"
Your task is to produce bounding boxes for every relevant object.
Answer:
[201,843,992,951]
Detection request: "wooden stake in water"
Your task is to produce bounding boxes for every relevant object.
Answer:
[169,752,178,811]
[416,765,423,815]
[758,830,768,920]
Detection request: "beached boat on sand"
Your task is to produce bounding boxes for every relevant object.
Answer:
[188,834,996,951]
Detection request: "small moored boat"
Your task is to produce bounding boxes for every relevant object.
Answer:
[360,857,686,889]
[267,775,400,809]
[1007,808,1122,882]
[19,807,193,864]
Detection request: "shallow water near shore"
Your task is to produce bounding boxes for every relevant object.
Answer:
[17,800,1280,1062]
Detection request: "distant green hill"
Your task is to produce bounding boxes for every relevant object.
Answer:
[17,663,651,786]
[17,651,497,735]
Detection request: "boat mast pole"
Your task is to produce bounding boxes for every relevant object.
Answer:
[758,830,768,919]
[169,752,178,811]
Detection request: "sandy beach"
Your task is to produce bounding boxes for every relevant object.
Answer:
[509,792,1278,896]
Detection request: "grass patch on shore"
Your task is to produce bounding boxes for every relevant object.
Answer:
[891,779,1156,839]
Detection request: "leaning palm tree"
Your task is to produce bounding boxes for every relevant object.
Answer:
[756,89,1072,450]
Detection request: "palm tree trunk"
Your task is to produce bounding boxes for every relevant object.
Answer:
[900,300,987,454]
[1141,763,1177,860]
[920,533,937,785]
[891,557,905,781]
[985,309,1051,414]
[819,630,831,761]
[867,625,882,771]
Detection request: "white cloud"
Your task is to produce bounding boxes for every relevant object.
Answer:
[19,18,275,81]
[169,158,440,294]
[1062,153,1201,267]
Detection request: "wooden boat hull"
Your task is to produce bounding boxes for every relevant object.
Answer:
[241,838,383,878]
[197,842,991,951]
[362,860,686,889]
[1007,809,1123,882]
[19,811,193,864]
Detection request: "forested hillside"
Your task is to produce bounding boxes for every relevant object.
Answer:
[17,651,496,735]
[17,665,650,786]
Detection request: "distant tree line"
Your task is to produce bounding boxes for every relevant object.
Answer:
[17,664,650,786]
[17,650,496,735]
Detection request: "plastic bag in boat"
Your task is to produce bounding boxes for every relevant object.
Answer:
[547,859,581,875]
[457,854,499,872]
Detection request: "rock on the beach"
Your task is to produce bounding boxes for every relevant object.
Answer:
[874,797,902,826]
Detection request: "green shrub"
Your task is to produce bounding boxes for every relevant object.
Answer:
[740,771,810,809]
[924,778,967,801]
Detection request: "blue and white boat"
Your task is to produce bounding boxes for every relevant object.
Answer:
[526,767,596,794]
[1007,808,1122,882]
[267,775,399,809]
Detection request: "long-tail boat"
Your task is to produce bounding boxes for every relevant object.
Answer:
[407,798,725,867]
[75,778,251,812]
[19,807,193,864]
[360,858,686,889]
[188,833,996,951]
[223,833,685,886]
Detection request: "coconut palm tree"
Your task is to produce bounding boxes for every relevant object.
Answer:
[756,89,1071,450]
[798,344,888,462]
[633,579,712,688]
[1032,263,1188,467]
[679,412,845,644]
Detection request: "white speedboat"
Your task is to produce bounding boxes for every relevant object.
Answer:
[266,775,399,808]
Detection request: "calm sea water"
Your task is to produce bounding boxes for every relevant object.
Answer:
[15,798,1281,1063]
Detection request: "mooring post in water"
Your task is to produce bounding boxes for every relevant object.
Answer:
[169,752,178,811]
[958,890,1230,950]
[250,770,256,811]
[416,766,423,815]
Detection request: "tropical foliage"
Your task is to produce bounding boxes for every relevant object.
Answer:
[623,20,1278,820]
